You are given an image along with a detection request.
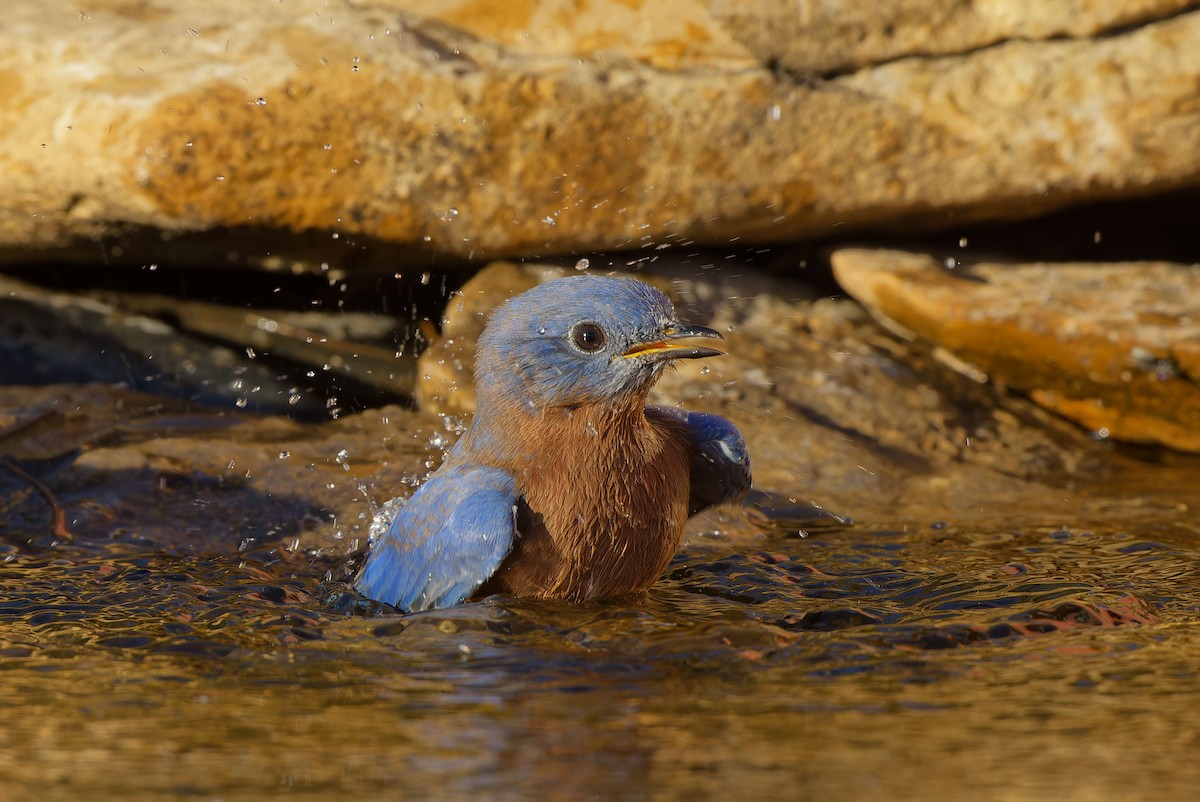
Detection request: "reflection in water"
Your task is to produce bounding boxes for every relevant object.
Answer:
[2,510,1199,800]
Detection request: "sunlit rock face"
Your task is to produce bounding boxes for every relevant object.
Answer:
[2,1,1200,268]
[833,249,1200,453]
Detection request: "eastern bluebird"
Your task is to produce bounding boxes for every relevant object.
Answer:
[355,275,751,612]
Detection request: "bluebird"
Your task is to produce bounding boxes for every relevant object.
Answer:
[355,275,750,612]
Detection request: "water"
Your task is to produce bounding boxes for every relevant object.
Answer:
[2,488,1198,800]
[1,284,1198,800]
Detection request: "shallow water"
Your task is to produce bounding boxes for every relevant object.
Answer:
[3,474,1199,801]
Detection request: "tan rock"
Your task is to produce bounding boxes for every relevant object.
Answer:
[412,259,1117,529]
[832,248,1200,452]
[3,2,1200,268]
[711,0,1198,74]
[377,0,761,71]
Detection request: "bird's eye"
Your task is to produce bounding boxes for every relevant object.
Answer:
[571,322,607,352]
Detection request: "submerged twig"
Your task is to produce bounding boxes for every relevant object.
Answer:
[0,458,74,542]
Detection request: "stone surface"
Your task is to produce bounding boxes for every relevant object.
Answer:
[415,260,1112,529]
[1,2,1199,269]
[709,0,1199,74]
[0,274,413,417]
[5,260,1195,560]
[831,248,1200,452]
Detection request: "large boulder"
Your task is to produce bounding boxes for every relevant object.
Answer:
[2,1,1199,270]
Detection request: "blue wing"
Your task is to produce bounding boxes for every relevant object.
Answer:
[354,464,518,612]
[652,406,751,515]
[685,411,751,514]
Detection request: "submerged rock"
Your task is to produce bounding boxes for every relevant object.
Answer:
[0,383,438,555]
[832,248,1200,453]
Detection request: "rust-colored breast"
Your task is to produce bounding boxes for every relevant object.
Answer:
[481,405,691,602]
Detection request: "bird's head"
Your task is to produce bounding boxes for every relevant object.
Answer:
[474,275,723,413]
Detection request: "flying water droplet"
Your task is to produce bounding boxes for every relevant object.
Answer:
[575,257,589,271]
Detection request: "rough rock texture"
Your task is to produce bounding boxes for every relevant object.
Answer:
[832,248,1200,452]
[3,1,1200,269]
[708,0,1199,74]
[414,260,1111,529]
[5,261,1191,556]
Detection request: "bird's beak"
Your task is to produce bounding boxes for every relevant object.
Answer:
[620,322,725,362]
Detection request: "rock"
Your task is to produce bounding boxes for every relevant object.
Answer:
[4,260,1191,559]
[0,274,414,416]
[0,383,439,554]
[831,248,1200,452]
[415,259,1113,529]
[711,0,1196,74]
[2,2,1200,268]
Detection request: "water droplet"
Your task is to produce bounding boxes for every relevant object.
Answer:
[234,397,248,408]
[255,97,267,106]
[699,365,711,374]
[543,216,556,226]
[958,237,968,248]
[323,143,332,151]
[536,325,547,335]
[420,272,431,285]
[575,257,590,271]
[278,451,290,460]
[944,257,957,269]
[770,104,781,122]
